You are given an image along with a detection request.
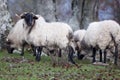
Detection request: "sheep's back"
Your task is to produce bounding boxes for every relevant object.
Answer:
[84,22,112,49]
[74,30,86,42]
[99,20,120,38]
[28,22,72,48]
[7,19,25,48]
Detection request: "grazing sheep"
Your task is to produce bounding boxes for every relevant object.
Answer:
[20,12,76,66]
[6,13,40,56]
[73,29,86,60]
[82,20,120,65]
[6,19,28,55]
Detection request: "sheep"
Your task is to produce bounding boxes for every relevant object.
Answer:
[6,19,27,55]
[6,13,42,56]
[73,29,86,60]
[82,20,120,65]
[19,12,77,66]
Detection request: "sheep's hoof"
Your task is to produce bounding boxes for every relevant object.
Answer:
[33,53,36,56]
[20,53,24,56]
[35,58,40,62]
[78,54,85,60]
[35,55,41,62]
[8,53,13,54]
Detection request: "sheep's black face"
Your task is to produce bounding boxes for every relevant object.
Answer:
[6,39,14,54]
[6,46,14,54]
[21,12,38,27]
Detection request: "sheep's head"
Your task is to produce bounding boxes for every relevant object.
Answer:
[20,12,38,27]
[6,38,15,53]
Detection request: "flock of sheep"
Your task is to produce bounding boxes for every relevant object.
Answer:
[5,12,120,67]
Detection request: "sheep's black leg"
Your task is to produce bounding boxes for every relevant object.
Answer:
[20,42,26,56]
[99,49,102,62]
[68,46,76,64]
[114,44,118,65]
[21,46,24,56]
[58,49,62,57]
[31,45,36,56]
[92,47,96,63]
[77,50,81,60]
[110,33,118,65]
[103,49,107,63]
[35,46,42,61]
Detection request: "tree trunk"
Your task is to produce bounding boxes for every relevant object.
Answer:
[0,0,12,49]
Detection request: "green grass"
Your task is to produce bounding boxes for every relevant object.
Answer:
[0,50,120,80]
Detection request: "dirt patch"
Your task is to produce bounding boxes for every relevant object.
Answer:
[1,57,34,64]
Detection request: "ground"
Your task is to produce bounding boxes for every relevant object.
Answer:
[0,50,120,80]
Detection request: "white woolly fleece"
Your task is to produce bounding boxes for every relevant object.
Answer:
[83,20,120,50]
[73,29,86,50]
[24,16,73,49]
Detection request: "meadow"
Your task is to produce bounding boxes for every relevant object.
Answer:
[0,50,120,80]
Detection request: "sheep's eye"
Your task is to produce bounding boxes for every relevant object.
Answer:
[6,41,11,45]
[74,40,78,42]
[6,41,13,45]
[71,40,74,42]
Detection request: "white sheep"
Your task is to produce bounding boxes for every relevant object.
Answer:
[19,12,77,66]
[27,22,75,65]
[6,13,44,55]
[82,20,120,65]
[12,13,75,64]
[6,19,27,55]
[73,29,86,60]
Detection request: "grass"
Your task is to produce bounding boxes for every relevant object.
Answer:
[0,50,120,80]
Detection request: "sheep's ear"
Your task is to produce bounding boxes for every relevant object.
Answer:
[6,39,11,44]
[15,14,20,18]
[20,12,27,19]
[6,38,9,42]
[21,15,25,19]
[33,16,38,20]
